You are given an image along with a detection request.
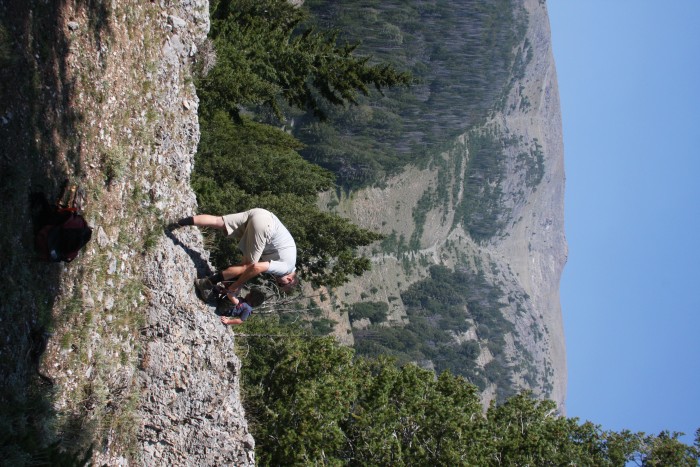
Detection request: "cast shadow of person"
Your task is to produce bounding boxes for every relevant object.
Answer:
[163,228,240,316]
[163,228,215,280]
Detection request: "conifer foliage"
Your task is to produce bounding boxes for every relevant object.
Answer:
[240,319,700,466]
[199,0,411,120]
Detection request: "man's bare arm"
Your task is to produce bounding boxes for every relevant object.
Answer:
[227,261,270,292]
[192,214,226,230]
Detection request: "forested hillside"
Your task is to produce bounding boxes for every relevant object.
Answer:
[295,0,529,189]
[290,0,559,407]
[193,0,541,402]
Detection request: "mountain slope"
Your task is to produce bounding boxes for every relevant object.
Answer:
[315,0,567,409]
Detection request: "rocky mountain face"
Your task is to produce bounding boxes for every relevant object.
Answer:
[134,3,254,464]
[110,2,256,464]
[1,0,254,464]
[318,0,567,410]
[139,227,255,465]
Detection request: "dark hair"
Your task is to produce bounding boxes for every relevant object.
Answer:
[246,289,266,307]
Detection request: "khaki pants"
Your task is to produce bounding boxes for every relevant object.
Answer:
[222,209,273,264]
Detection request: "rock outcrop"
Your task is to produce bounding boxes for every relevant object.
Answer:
[494,0,567,410]
[139,228,254,465]
[136,1,256,464]
[1,0,254,463]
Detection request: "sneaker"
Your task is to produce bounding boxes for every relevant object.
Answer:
[194,277,214,301]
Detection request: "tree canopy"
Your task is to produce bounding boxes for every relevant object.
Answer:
[199,0,411,120]
[239,318,700,466]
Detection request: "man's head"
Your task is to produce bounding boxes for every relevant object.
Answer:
[276,271,299,293]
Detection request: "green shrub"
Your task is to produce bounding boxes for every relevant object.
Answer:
[348,301,389,324]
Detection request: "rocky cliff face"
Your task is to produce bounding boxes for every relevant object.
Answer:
[127,1,256,463]
[492,0,567,410]
[319,0,567,410]
[135,2,254,464]
[1,0,255,464]
[139,227,254,465]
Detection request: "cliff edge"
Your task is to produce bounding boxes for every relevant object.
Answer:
[134,1,256,463]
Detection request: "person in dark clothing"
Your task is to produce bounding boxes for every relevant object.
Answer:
[216,287,266,326]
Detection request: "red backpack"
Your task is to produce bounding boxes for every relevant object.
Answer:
[32,182,92,263]
[35,212,92,262]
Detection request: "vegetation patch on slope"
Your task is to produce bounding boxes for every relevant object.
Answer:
[352,264,523,401]
[238,317,700,466]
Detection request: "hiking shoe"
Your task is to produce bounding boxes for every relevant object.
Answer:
[194,277,214,302]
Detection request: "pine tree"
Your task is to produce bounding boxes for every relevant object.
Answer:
[199,0,411,119]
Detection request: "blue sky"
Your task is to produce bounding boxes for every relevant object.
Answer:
[548,1,700,443]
